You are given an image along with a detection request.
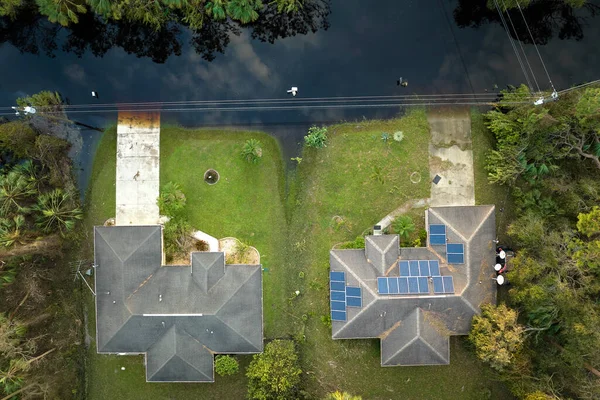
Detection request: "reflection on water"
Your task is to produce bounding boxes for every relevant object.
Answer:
[0,0,330,63]
[454,0,600,45]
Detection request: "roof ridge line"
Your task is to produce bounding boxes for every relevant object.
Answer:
[101,314,134,351]
[146,325,177,379]
[332,299,378,338]
[213,314,259,351]
[466,205,495,243]
[213,266,260,315]
[120,226,161,264]
[382,335,419,365]
[330,251,378,299]
[365,236,384,253]
[419,336,449,364]
[429,209,468,243]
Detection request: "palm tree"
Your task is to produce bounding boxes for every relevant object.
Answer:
[0,171,36,217]
[226,0,262,24]
[241,139,263,164]
[32,189,82,236]
[392,215,415,241]
[205,0,227,19]
[323,391,362,400]
[0,215,27,248]
[13,160,47,192]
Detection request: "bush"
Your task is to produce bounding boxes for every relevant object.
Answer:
[157,182,186,217]
[393,131,404,142]
[163,217,193,261]
[339,236,365,249]
[242,139,263,164]
[247,340,302,400]
[0,121,37,159]
[215,355,239,376]
[304,126,328,148]
[392,215,415,241]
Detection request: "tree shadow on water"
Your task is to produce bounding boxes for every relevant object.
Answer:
[453,0,600,45]
[0,0,330,64]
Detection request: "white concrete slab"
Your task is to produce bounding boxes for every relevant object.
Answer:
[115,112,160,225]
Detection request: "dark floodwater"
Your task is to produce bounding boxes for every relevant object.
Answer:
[1,0,599,195]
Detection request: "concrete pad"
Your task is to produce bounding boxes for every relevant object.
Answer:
[427,109,475,207]
[115,112,160,225]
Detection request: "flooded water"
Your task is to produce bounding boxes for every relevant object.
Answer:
[1,0,599,196]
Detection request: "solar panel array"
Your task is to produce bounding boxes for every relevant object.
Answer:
[429,224,446,245]
[330,271,363,322]
[446,243,465,264]
[377,258,455,296]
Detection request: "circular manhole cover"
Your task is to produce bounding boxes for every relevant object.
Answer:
[204,169,220,185]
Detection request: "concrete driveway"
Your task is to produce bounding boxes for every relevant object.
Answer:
[427,108,475,207]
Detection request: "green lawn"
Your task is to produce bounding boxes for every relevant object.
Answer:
[84,110,513,399]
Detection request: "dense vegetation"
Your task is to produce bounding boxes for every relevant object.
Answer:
[0,0,308,29]
[469,85,600,400]
[0,93,83,399]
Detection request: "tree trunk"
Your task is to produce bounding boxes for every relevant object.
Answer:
[548,338,600,378]
[0,235,62,259]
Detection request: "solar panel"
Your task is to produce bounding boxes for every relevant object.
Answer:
[443,276,455,293]
[409,261,420,276]
[408,277,419,293]
[331,291,345,301]
[398,277,409,294]
[447,253,464,264]
[330,271,345,282]
[430,234,446,245]
[429,260,440,276]
[346,287,361,297]
[388,277,399,294]
[417,277,429,293]
[447,243,464,254]
[399,261,410,276]
[331,311,346,321]
[330,281,345,291]
[429,224,446,234]
[331,300,346,311]
[432,276,444,293]
[377,277,389,294]
[419,260,430,276]
[346,296,362,307]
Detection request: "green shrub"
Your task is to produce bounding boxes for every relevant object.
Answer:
[157,182,186,217]
[304,126,328,148]
[247,340,302,400]
[393,131,404,142]
[242,139,263,164]
[338,236,365,249]
[163,217,193,261]
[393,215,415,241]
[0,121,37,159]
[215,355,239,376]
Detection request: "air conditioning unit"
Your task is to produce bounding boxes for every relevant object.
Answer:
[373,225,382,236]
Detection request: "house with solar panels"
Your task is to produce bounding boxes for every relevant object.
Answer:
[94,225,263,382]
[329,205,496,366]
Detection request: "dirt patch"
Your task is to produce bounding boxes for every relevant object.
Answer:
[219,237,260,265]
[165,236,209,265]
[430,156,455,171]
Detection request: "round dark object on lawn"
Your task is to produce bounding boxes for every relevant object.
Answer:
[204,169,220,185]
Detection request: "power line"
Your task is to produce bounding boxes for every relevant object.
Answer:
[0,99,534,117]
[0,93,515,112]
[515,0,556,92]
[500,0,540,92]
[557,79,600,94]
[493,0,534,91]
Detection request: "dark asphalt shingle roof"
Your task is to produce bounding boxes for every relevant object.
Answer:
[94,225,263,382]
[330,206,496,367]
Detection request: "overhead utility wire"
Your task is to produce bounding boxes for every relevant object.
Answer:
[0,93,517,112]
[557,79,600,94]
[515,0,556,92]
[493,0,534,91]
[0,100,534,116]
[500,0,540,92]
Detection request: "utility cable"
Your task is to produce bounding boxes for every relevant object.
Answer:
[557,79,600,94]
[0,99,534,117]
[500,0,540,92]
[515,0,556,92]
[493,0,534,91]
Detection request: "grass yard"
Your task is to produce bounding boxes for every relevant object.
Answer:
[83,109,513,399]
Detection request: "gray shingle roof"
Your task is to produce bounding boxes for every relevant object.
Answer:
[94,225,263,382]
[330,206,496,367]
